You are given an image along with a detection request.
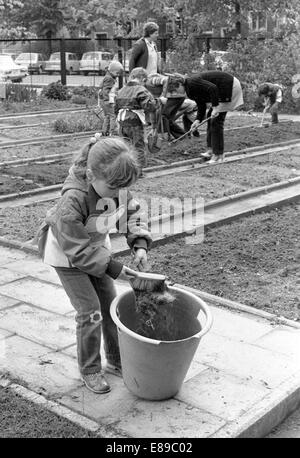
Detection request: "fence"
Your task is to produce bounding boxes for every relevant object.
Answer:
[0,36,236,90]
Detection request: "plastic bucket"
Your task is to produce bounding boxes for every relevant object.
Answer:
[110,285,213,400]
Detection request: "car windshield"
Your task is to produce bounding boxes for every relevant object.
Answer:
[16,53,37,61]
[50,53,60,61]
[82,52,101,60]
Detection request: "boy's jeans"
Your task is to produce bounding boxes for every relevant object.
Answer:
[55,267,120,375]
[100,101,117,135]
[119,122,146,168]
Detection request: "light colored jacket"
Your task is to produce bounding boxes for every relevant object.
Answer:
[37,165,152,279]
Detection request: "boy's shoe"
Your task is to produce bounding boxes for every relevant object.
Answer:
[200,149,213,159]
[106,362,123,378]
[207,154,224,164]
[81,371,111,394]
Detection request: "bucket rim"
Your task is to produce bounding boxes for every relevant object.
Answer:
[110,286,213,345]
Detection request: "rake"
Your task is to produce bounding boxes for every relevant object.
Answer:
[169,114,218,145]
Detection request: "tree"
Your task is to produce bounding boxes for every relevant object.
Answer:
[0,0,35,38]
[8,0,65,38]
[60,0,144,37]
[149,0,300,36]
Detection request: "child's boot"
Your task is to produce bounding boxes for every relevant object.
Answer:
[81,371,111,394]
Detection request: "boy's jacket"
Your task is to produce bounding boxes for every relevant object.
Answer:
[37,165,152,279]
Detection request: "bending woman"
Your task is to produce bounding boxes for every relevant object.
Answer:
[166,71,244,163]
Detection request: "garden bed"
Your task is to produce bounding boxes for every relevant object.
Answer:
[0,119,299,165]
[0,138,84,162]
[0,98,95,116]
[1,148,299,197]
[118,203,300,321]
[1,150,299,241]
[151,121,300,165]
[0,111,102,140]
[0,174,42,195]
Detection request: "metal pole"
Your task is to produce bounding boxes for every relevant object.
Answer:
[60,38,66,86]
[117,38,123,88]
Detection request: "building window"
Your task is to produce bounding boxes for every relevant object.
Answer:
[249,12,267,31]
[166,20,174,35]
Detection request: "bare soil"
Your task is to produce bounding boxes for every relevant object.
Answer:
[118,203,300,321]
[0,99,91,115]
[132,150,300,205]
[0,385,97,438]
[1,123,300,197]
[1,150,299,239]
[151,121,300,165]
[0,138,83,162]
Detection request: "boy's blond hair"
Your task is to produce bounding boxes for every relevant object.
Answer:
[128,67,148,82]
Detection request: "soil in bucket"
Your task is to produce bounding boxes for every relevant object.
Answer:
[133,290,202,341]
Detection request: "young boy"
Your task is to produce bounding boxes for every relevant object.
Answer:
[258,82,283,124]
[115,67,158,172]
[146,73,198,140]
[99,60,124,136]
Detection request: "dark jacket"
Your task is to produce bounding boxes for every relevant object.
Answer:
[115,81,158,125]
[99,71,117,102]
[37,165,152,279]
[129,38,160,73]
[185,71,234,122]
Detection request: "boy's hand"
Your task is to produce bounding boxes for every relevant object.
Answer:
[132,248,148,271]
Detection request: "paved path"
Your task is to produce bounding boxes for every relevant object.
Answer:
[0,245,300,438]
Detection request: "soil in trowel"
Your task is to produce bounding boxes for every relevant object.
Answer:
[134,290,199,341]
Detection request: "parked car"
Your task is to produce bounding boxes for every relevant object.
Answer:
[44,52,80,74]
[79,51,114,75]
[113,49,131,73]
[15,52,46,74]
[0,54,27,83]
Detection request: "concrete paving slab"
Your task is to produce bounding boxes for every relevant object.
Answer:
[212,372,300,438]
[0,277,73,315]
[0,294,20,310]
[253,326,300,357]
[194,331,300,389]
[205,305,273,343]
[0,327,14,339]
[1,259,61,285]
[176,366,269,421]
[0,267,26,285]
[0,304,75,350]
[1,247,300,437]
[0,335,81,396]
[0,246,34,265]
[61,344,207,384]
[59,376,226,438]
